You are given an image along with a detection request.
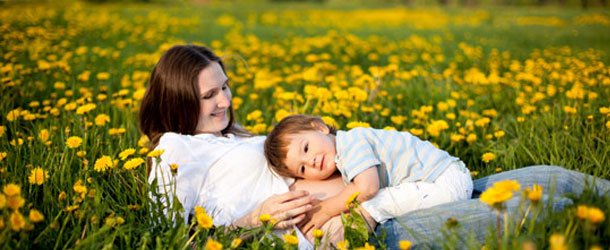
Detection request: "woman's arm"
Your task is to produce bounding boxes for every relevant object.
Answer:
[292,172,377,244]
[299,167,379,234]
[232,190,316,229]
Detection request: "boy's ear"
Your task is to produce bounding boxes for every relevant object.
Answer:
[310,121,329,134]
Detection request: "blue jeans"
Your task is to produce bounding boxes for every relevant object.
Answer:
[374,165,610,249]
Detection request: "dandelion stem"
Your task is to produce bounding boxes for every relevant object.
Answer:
[181,229,200,250]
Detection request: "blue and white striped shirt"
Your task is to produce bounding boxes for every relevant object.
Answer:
[335,127,459,187]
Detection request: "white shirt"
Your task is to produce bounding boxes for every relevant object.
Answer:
[148,132,312,249]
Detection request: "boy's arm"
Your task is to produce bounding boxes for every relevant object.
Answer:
[299,166,379,234]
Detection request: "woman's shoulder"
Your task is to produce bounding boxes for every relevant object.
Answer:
[157,132,190,149]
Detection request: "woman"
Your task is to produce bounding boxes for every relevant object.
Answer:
[139,44,610,249]
[139,44,342,249]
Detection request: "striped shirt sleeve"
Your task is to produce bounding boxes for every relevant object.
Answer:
[336,128,380,182]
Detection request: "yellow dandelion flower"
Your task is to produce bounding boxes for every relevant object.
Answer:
[58,192,67,201]
[321,116,339,129]
[525,184,542,202]
[336,240,349,250]
[383,126,397,131]
[259,214,271,223]
[577,205,590,219]
[10,138,23,146]
[0,194,5,209]
[3,183,21,196]
[493,180,520,192]
[345,191,360,208]
[426,120,449,137]
[482,152,496,163]
[64,205,79,212]
[138,147,149,155]
[137,135,150,147]
[38,129,50,142]
[391,115,407,125]
[94,155,113,172]
[116,217,125,225]
[230,238,242,248]
[549,233,566,250]
[10,211,25,231]
[353,242,375,250]
[127,205,140,210]
[563,106,577,114]
[409,128,423,136]
[170,164,179,171]
[108,128,126,135]
[77,151,86,157]
[246,110,262,121]
[73,180,87,194]
[133,88,146,100]
[399,240,413,250]
[450,133,464,142]
[76,103,96,115]
[466,133,477,143]
[123,158,145,170]
[66,136,83,149]
[0,152,7,162]
[0,126,6,137]
[494,130,505,138]
[7,196,24,210]
[312,229,325,239]
[587,207,605,223]
[94,114,110,126]
[479,187,513,207]
[346,121,371,129]
[147,149,165,157]
[119,148,136,160]
[6,109,20,122]
[194,206,213,229]
[97,72,110,80]
[29,209,44,223]
[283,234,299,245]
[205,239,223,250]
[28,167,49,185]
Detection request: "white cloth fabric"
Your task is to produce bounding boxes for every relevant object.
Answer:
[148,132,312,249]
[360,160,473,223]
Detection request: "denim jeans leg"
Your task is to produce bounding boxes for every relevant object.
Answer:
[376,195,573,249]
[376,165,609,249]
[473,165,610,197]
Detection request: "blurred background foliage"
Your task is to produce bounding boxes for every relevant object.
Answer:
[2,0,609,8]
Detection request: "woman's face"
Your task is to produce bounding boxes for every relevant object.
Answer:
[195,61,232,135]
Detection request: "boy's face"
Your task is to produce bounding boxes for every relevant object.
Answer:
[284,127,337,180]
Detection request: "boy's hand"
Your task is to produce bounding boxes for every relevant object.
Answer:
[298,203,333,235]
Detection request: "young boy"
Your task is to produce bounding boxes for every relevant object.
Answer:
[264,114,473,233]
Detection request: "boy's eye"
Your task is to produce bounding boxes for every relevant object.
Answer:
[300,165,305,174]
[304,143,308,153]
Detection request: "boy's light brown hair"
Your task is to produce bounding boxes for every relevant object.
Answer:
[264,114,336,178]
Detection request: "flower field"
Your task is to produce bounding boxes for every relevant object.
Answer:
[1,2,609,249]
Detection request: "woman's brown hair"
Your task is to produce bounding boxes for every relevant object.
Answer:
[139,45,250,170]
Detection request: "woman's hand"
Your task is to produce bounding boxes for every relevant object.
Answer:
[237,190,315,229]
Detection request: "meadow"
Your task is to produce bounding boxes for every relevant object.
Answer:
[0,1,609,249]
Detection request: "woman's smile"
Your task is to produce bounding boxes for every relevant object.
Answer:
[211,109,227,119]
